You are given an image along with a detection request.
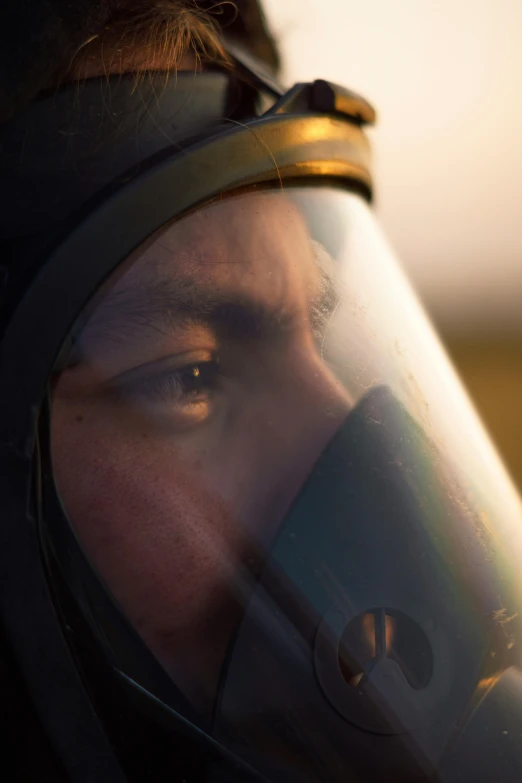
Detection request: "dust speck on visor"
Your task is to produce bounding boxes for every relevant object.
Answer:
[1,61,522,783]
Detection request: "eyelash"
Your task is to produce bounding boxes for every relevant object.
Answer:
[121,360,221,406]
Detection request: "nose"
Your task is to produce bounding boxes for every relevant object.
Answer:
[236,338,352,544]
[270,339,351,451]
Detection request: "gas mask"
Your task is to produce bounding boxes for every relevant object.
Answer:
[1,45,522,783]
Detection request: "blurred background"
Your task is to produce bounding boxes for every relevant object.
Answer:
[263,0,522,488]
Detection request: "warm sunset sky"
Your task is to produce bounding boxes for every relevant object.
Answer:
[263,0,522,335]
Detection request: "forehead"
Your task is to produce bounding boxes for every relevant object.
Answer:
[118,190,319,300]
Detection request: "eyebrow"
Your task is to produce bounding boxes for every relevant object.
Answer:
[84,276,296,344]
[76,257,338,357]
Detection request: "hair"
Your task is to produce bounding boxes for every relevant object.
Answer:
[0,1,280,122]
[67,2,231,82]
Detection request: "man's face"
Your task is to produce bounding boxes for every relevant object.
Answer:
[51,190,350,712]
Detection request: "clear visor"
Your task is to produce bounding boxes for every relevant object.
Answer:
[51,186,522,781]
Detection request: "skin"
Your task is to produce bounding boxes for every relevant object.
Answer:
[52,191,350,714]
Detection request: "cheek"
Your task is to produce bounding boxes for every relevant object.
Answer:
[50,401,246,642]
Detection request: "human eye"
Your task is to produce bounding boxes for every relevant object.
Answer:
[110,354,222,427]
[129,360,221,403]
